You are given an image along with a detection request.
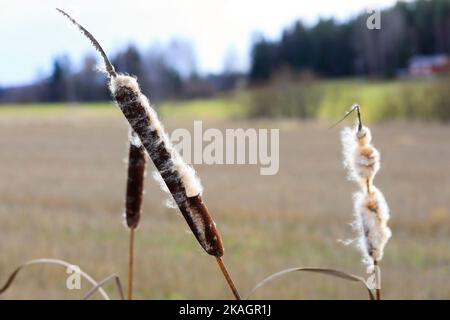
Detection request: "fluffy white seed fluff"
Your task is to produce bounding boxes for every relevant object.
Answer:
[110,75,166,140]
[152,171,170,193]
[353,186,392,264]
[171,152,203,197]
[152,171,177,209]
[128,129,142,147]
[164,198,178,209]
[356,126,372,146]
[341,125,380,184]
[111,74,203,205]
[110,74,140,94]
[138,94,165,134]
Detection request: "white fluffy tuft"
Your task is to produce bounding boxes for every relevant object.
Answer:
[152,171,169,193]
[128,129,142,147]
[341,121,391,265]
[356,126,372,145]
[171,152,203,197]
[109,74,140,95]
[341,125,380,184]
[353,187,392,264]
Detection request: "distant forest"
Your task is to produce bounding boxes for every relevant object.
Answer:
[0,40,245,104]
[0,0,449,103]
[250,0,450,81]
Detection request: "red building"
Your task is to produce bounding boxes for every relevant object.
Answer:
[408,54,450,76]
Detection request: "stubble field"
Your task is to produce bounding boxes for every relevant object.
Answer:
[0,105,449,299]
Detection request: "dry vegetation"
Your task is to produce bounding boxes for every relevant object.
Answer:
[0,108,449,299]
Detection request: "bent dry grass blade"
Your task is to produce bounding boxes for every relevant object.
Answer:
[0,258,116,300]
[247,267,374,300]
[83,274,125,300]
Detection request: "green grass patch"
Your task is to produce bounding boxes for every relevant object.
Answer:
[245,77,450,122]
[159,98,245,120]
[0,98,245,120]
[0,102,114,117]
[2,77,449,122]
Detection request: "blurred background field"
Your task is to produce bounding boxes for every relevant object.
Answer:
[0,106,449,299]
[1,0,450,300]
[241,76,450,121]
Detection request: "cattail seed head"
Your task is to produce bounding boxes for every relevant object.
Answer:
[354,145,380,184]
[124,130,147,229]
[58,11,224,257]
[110,74,223,257]
[339,113,392,265]
[356,126,372,146]
[353,186,392,264]
[341,124,380,185]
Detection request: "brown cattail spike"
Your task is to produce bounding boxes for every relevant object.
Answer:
[186,195,224,257]
[58,9,223,257]
[125,130,147,229]
[111,76,224,257]
[59,10,238,299]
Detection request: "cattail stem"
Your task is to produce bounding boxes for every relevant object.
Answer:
[366,179,371,194]
[356,105,362,131]
[339,105,391,300]
[128,227,135,300]
[374,259,381,300]
[215,257,241,300]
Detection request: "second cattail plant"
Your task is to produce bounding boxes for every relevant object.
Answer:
[57,9,240,300]
[339,104,392,300]
[124,129,147,300]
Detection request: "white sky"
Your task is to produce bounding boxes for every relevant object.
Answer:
[0,0,399,86]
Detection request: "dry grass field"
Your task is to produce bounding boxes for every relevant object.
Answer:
[0,106,449,299]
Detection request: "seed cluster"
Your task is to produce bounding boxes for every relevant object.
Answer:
[341,124,391,264]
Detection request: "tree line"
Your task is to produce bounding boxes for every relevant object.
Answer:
[1,0,449,103]
[250,0,450,81]
[0,40,244,103]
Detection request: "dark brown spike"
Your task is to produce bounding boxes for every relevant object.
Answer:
[112,79,224,257]
[124,130,147,300]
[125,132,147,228]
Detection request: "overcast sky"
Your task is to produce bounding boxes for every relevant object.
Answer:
[0,0,399,86]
